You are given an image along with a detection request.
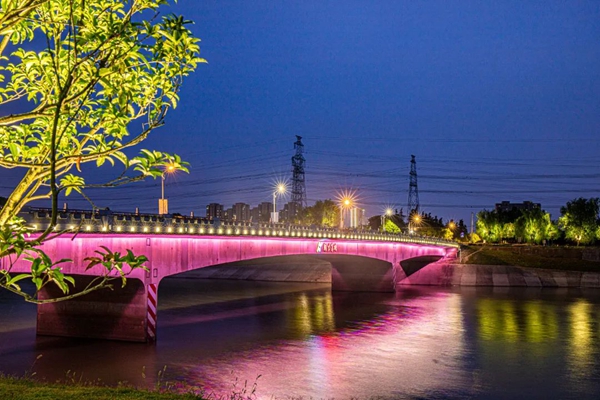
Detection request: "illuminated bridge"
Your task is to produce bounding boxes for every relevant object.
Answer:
[8,209,459,342]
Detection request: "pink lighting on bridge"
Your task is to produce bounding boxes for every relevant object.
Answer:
[10,233,456,342]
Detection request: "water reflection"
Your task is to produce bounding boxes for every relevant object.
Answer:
[290,292,335,337]
[469,289,600,399]
[2,281,600,399]
[568,300,594,379]
[475,292,598,352]
[179,287,468,399]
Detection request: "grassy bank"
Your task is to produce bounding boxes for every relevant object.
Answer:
[461,245,600,272]
[0,376,205,400]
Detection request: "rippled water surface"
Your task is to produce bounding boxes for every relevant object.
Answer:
[2,278,600,399]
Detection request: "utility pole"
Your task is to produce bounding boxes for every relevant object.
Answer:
[290,136,307,221]
[408,155,420,215]
[470,212,474,237]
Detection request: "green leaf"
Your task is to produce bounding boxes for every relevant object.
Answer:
[5,273,31,291]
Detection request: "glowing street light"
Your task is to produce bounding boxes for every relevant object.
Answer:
[339,197,353,229]
[159,164,176,215]
[381,208,393,232]
[271,182,288,224]
[409,213,422,234]
[335,189,358,229]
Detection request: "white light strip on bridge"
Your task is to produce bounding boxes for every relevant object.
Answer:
[31,222,459,248]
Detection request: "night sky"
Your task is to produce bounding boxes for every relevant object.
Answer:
[2,1,600,224]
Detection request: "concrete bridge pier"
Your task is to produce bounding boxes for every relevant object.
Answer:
[37,274,154,343]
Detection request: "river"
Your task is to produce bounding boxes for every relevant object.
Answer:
[2,278,600,399]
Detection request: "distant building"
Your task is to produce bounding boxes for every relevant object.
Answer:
[281,201,301,223]
[495,201,541,213]
[251,202,273,223]
[232,202,250,222]
[224,207,234,221]
[350,207,366,228]
[205,203,223,220]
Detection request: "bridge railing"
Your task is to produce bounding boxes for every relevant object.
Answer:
[22,208,459,248]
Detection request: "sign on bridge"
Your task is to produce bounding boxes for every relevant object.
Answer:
[316,241,338,253]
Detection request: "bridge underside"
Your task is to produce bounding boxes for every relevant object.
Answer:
[33,251,451,342]
[37,275,148,342]
[175,254,446,291]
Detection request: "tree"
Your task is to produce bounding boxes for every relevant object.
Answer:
[469,232,481,244]
[0,0,203,303]
[515,208,559,244]
[457,219,468,236]
[514,208,558,244]
[476,210,514,243]
[558,198,599,246]
[442,227,454,240]
[412,212,446,238]
[384,219,401,234]
[368,214,381,231]
[299,200,339,228]
[369,211,405,232]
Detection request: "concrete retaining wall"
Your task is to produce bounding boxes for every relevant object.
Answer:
[583,248,600,262]
[403,263,600,288]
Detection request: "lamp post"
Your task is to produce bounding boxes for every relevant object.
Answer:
[446,220,456,240]
[339,198,352,229]
[409,213,421,234]
[159,164,175,215]
[271,183,287,224]
[381,208,393,232]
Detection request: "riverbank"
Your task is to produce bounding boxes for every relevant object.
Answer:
[399,245,600,287]
[0,376,204,400]
[461,245,600,271]
[403,263,600,287]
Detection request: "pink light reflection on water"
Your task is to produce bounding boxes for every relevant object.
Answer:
[177,290,465,399]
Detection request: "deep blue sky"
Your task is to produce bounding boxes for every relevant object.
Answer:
[2,1,600,224]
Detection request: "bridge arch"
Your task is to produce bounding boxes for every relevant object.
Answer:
[11,233,457,342]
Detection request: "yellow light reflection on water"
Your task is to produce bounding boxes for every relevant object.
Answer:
[568,300,592,377]
[477,299,522,343]
[478,298,519,342]
[294,293,313,337]
[501,301,519,343]
[291,292,335,337]
[523,301,558,343]
[478,298,563,344]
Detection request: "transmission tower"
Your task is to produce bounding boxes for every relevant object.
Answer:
[291,135,307,216]
[408,154,420,214]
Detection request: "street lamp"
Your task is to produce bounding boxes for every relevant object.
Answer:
[339,197,352,229]
[409,213,421,234]
[271,182,287,224]
[381,208,393,232]
[159,164,176,215]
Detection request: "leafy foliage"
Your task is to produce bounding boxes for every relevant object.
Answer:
[0,0,202,302]
[299,199,339,227]
[476,210,515,243]
[442,227,454,240]
[514,208,559,244]
[558,197,599,246]
[384,219,401,234]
